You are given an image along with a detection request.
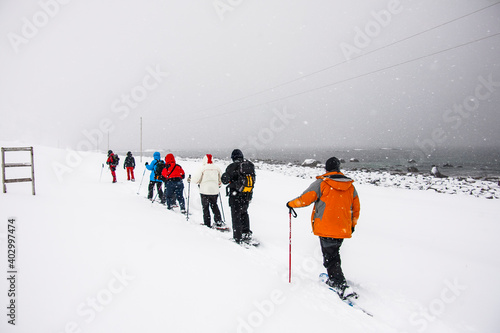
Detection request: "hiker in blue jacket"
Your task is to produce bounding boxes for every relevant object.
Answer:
[145,152,164,203]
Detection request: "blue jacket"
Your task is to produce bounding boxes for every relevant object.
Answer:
[146,152,162,182]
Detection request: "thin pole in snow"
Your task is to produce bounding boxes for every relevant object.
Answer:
[288,207,297,284]
[289,212,292,283]
[140,117,143,163]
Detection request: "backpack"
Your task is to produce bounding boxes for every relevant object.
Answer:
[235,160,255,193]
[112,154,120,166]
[154,160,166,181]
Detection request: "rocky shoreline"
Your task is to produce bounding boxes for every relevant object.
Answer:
[252,159,500,200]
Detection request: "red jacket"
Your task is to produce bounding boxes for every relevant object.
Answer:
[106,154,118,168]
[161,154,185,180]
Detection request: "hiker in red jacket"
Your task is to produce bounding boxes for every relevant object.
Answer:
[106,150,119,183]
[161,153,186,213]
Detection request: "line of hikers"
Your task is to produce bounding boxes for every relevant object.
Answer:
[105,149,361,300]
[106,149,255,244]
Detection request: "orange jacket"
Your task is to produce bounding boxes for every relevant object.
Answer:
[288,171,360,239]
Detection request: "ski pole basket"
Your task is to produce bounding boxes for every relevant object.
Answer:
[1,147,36,195]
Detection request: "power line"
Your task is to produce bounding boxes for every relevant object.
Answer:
[176,31,500,124]
[181,2,500,118]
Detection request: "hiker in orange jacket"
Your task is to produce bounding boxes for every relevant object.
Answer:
[287,157,360,299]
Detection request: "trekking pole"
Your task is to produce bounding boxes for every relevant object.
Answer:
[218,192,226,223]
[99,163,104,182]
[150,183,157,204]
[288,207,297,283]
[137,169,146,195]
[186,175,191,221]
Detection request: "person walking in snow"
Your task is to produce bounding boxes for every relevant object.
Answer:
[286,157,360,299]
[221,149,255,244]
[162,153,186,213]
[145,152,165,203]
[106,150,119,183]
[190,154,225,228]
[124,151,136,181]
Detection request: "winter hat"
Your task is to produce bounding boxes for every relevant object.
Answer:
[325,157,341,172]
[127,151,132,156]
[153,152,161,160]
[206,154,213,164]
[108,150,113,156]
[231,149,244,161]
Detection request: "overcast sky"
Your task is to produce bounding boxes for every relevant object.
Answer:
[1,0,499,156]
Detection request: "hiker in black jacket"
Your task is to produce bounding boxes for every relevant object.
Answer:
[124,151,136,181]
[221,149,255,244]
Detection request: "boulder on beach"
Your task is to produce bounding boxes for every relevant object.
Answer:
[408,159,417,164]
[431,165,447,178]
[407,166,419,173]
[301,159,320,167]
[350,158,360,162]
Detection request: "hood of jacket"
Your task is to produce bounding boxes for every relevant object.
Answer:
[231,149,244,162]
[317,171,354,191]
[203,154,213,165]
[153,152,161,160]
[165,153,176,164]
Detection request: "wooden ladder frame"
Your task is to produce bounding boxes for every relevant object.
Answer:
[1,147,36,195]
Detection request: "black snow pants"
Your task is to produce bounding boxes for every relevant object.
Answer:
[229,195,251,242]
[201,194,222,227]
[148,181,164,203]
[320,237,346,288]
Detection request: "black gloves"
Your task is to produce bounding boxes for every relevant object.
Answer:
[145,162,149,166]
[287,203,297,218]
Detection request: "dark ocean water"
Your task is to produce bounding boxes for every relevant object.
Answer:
[250,147,500,179]
[129,147,500,179]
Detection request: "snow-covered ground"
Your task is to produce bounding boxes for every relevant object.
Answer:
[1,145,500,333]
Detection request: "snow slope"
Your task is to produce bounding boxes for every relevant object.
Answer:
[1,145,499,333]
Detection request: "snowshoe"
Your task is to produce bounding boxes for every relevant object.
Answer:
[231,238,259,248]
[319,273,358,300]
[213,221,230,232]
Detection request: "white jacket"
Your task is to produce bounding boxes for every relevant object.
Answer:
[192,155,222,195]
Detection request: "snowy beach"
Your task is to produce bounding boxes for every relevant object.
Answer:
[1,145,499,333]
[253,160,500,199]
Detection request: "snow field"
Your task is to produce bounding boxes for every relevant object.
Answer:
[0,145,499,333]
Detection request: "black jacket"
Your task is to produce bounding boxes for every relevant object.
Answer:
[221,158,255,200]
[124,156,136,168]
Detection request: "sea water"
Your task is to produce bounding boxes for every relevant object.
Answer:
[129,146,500,179]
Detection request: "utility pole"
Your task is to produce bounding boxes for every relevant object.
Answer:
[140,117,143,163]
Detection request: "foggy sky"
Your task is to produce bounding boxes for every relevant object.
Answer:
[1,0,499,156]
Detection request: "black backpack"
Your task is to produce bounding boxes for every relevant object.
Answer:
[112,154,120,166]
[154,160,166,181]
[235,160,255,193]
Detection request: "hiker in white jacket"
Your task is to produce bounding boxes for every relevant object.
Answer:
[191,154,225,228]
